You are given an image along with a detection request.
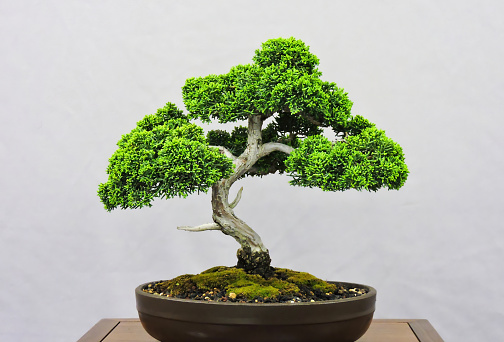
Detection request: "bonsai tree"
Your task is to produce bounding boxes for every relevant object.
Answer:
[98,37,408,278]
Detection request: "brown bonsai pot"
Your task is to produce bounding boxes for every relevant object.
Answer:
[135,281,376,342]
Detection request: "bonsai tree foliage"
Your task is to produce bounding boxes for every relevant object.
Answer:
[98,38,408,277]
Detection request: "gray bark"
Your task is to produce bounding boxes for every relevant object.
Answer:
[211,114,268,253]
[179,114,294,274]
[179,114,294,259]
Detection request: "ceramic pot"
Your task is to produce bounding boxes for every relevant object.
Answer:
[136,281,376,342]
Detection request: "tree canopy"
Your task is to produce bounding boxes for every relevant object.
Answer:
[98,37,408,212]
[98,103,234,210]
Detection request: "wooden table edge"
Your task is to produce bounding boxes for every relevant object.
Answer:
[372,319,443,342]
[77,319,133,342]
[408,319,444,342]
[77,318,444,342]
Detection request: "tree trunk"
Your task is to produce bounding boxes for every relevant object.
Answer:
[211,180,272,277]
[179,114,294,277]
[211,114,273,277]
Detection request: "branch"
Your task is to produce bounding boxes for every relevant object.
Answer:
[259,142,295,159]
[210,146,238,161]
[177,223,221,232]
[246,165,279,177]
[299,111,323,126]
[229,187,243,209]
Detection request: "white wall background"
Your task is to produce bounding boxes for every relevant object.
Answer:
[1,1,503,341]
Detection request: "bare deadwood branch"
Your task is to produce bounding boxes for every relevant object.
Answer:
[177,223,221,232]
[259,142,295,158]
[229,187,243,209]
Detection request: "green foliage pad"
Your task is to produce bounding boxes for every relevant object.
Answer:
[98,103,234,210]
[286,126,408,191]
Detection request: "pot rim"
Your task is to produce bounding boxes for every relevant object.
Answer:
[136,280,376,325]
[135,280,376,307]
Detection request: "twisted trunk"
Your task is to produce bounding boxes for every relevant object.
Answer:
[211,115,272,276]
[211,180,272,276]
[179,114,294,277]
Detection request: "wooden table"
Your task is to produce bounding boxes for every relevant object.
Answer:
[78,318,443,342]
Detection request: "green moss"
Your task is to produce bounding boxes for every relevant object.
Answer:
[275,268,338,293]
[193,268,245,290]
[155,266,336,301]
[266,277,300,294]
[200,266,229,274]
[156,274,196,296]
[229,284,280,299]
[224,276,299,300]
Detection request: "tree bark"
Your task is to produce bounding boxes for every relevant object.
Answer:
[210,115,273,276]
[211,179,273,277]
[185,114,295,277]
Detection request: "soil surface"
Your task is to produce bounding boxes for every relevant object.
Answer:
[143,266,369,304]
